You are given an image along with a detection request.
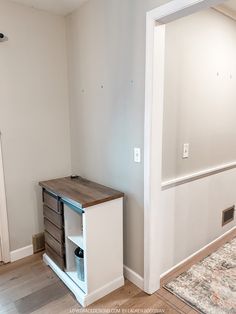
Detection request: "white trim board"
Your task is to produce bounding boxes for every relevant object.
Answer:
[160,226,236,279]
[0,133,10,263]
[10,245,33,262]
[44,253,124,307]
[144,0,227,295]
[124,226,236,290]
[213,4,236,21]
[162,161,236,190]
[9,246,145,292]
[123,265,144,290]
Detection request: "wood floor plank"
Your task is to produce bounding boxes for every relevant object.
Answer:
[156,288,186,310]
[14,281,68,314]
[88,279,141,309]
[31,294,78,314]
[118,291,181,313]
[0,230,233,314]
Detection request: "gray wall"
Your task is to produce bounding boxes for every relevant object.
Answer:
[66,0,170,277]
[163,9,236,181]
[0,0,71,251]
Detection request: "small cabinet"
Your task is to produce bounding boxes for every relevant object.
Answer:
[39,176,124,307]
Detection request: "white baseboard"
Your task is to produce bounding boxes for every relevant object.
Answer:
[123,265,144,290]
[10,244,33,262]
[44,253,124,307]
[85,276,124,306]
[160,226,236,279]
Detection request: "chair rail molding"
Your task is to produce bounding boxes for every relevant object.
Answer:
[144,0,226,294]
[162,161,236,190]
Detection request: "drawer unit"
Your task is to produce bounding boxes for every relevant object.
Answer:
[42,188,65,270]
[44,218,64,243]
[45,231,64,257]
[45,244,64,270]
[43,189,62,214]
[43,205,63,229]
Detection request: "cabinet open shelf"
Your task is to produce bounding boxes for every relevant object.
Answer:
[67,235,84,250]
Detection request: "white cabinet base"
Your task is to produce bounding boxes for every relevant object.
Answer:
[43,253,124,307]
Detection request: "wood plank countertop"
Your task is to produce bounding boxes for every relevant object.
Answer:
[39,176,124,209]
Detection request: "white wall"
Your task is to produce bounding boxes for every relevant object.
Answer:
[0,0,71,251]
[163,9,236,181]
[66,0,171,277]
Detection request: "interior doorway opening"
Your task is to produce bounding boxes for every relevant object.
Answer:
[144,0,230,294]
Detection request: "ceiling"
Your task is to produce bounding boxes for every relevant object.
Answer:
[8,0,88,16]
[223,0,236,13]
[8,0,236,17]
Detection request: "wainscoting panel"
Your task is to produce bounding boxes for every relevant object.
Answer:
[160,167,236,274]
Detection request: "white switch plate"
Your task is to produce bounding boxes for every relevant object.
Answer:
[183,143,189,159]
[134,148,141,163]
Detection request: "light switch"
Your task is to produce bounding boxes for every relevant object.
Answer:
[134,148,141,163]
[183,143,189,159]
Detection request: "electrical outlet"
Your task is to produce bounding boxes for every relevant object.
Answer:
[134,148,141,163]
[183,143,189,159]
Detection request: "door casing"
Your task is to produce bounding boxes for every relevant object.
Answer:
[144,0,226,294]
[0,133,10,263]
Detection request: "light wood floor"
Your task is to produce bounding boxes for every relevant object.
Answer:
[0,229,235,314]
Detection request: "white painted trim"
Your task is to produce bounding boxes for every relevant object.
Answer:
[160,226,236,279]
[10,245,33,262]
[0,133,10,263]
[213,4,236,21]
[123,265,144,290]
[85,275,124,306]
[162,161,236,190]
[43,253,124,307]
[144,0,226,295]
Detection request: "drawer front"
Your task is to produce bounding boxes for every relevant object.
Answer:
[45,244,65,270]
[45,231,64,257]
[43,189,62,214]
[44,218,64,243]
[43,205,63,229]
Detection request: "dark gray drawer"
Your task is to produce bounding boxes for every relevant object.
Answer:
[43,189,62,214]
[44,218,64,243]
[43,205,63,229]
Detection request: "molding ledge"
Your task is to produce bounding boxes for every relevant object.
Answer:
[10,245,33,262]
[123,265,144,290]
[162,161,236,190]
[213,5,236,21]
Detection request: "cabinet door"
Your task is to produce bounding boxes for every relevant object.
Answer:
[45,244,65,270]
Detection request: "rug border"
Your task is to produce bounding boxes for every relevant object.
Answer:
[163,237,236,314]
[163,285,203,313]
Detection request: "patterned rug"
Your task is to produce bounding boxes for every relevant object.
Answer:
[164,237,236,314]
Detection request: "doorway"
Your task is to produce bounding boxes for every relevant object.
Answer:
[144,0,228,294]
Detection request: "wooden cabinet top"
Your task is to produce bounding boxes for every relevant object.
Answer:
[39,176,124,209]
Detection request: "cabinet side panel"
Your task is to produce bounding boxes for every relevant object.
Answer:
[84,198,123,293]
